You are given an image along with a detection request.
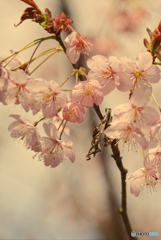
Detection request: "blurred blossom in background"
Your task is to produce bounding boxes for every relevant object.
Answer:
[1,0,161,239]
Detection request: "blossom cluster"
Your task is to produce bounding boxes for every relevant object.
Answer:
[1,4,161,197]
[85,51,161,197]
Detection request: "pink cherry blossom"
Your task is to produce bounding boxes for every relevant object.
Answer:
[104,122,147,150]
[126,167,159,197]
[8,114,41,152]
[65,31,91,64]
[32,79,68,118]
[39,122,75,168]
[144,140,161,178]
[113,87,160,133]
[118,52,161,91]
[2,69,34,112]
[87,55,121,95]
[70,79,104,108]
[51,13,73,34]
[63,102,85,123]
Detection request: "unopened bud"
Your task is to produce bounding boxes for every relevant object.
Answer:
[143,38,150,49]
[78,67,87,76]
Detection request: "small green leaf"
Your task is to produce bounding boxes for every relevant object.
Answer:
[146,28,152,39]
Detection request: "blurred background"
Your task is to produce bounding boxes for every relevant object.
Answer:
[0,0,161,239]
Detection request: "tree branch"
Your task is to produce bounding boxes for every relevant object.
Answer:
[111,140,137,240]
[54,20,137,240]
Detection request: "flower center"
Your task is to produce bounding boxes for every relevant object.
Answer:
[84,84,94,97]
[136,71,141,77]
[102,70,111,78]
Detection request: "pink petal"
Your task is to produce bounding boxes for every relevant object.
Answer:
[93,90,104,106]
[56,92,68,108]
[144,153,156,170]
[43,122,59,139]
[70,88,83,103]
[130,87,151,107]
[80,94,93,107]
[89,79,103,89]
[143,65,161,83]
[113,103,132,121]
[120,56,135,73]
[20,89,30,112]
[44,147,64,168]
[40,137,54,152]
[26,79,48,92]
[134,133,148,150]
[102,79,116,95]
[104,126,123,139]
[117,73,133,92]
[10,69,28,84]
[136,52,152,71]
[87,55,108,69]
[130,178,143,197]
[66,45,80,64]
[62,143,75,162]
[108,56,120,70]
[9,114,30,124]
[126,168,145,181]
[141,106,160,126]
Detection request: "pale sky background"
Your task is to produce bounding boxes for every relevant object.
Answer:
[1,1,161,239]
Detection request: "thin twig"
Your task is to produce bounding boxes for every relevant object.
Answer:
[111,140,138,240]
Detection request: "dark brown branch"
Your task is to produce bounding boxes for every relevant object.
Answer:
[55,22,137,240]
[111,140,138,240]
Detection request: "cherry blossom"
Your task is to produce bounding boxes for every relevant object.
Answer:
[51,13,73,34]
[113,87,160,133]
[104,122,147,150]
[65,31,91,64]
[126,167,159,197]
[2,69,34,111]
[32,79,68,118]
[144,140,161,178]
[87,55,121,95]
[118,52,161,91]
[70,79,104,108]
[8,114,41,152]
[63,102,85,123]
[39,122,75,168]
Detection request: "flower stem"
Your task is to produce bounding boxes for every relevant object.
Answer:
[76,72,78,83]
[142,148,145,159]
[59,120,68,139]
[2,36,56,68]
[58,119,65,130]
[59,71,75,87]
[33,117,46,127]
[25,41,42,73]
[62,89,72,92]
[11,48,59,71]
[29,51,58,75]
[151,93,161,112]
